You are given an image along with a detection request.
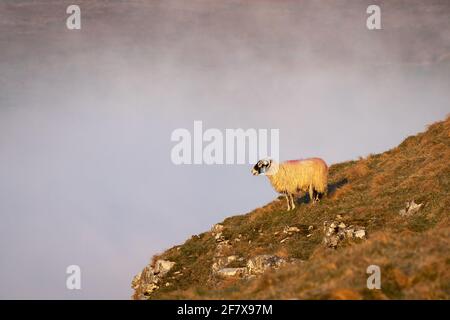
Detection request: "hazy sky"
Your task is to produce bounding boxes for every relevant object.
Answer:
[0,0,449,299]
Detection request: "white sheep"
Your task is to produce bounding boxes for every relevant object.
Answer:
[252,158,328,211]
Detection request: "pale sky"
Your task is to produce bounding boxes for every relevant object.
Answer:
[0,0,449,299]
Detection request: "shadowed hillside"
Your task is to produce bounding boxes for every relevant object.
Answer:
[132,116,450,299]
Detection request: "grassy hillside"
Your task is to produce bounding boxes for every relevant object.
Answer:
[133,116,450,299]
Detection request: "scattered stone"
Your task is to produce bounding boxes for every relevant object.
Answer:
[211,251,292,279]
[399,200,423,217]
[216,267,247,278]
[323,220,366,248]
[284,226,300,234]
[345,228,355,239]
[246,255,287,275]
[280,237,289,243]
[306,234,312,238]
[308,225,314,231]
[354,229,366,239]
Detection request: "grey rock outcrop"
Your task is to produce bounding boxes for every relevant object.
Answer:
[132,259,175,298]
[212,254,289,279]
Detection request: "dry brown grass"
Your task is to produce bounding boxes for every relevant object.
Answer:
[345,161,370,181]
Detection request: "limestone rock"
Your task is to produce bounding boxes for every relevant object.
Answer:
[399,200,423,217]
[216,267,247,278]
[323,220,366,248]
[154,259,175,276]
[246,255,286,275]
[131,259,175,298]
[211,254,290,279]
[283,226,300,234]
[354,229,366,239]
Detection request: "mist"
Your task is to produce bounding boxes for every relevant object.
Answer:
[0,0,449,298]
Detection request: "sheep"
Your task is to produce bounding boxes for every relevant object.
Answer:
[252,158,328,211]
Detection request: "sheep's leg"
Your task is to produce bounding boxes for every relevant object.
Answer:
[309,185,315,204]
[312,190,318,202]
[284,193,291,211]
[289,194,296,210]
[315,191,321,202]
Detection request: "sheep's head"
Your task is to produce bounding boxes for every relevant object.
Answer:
[252,159,275,175]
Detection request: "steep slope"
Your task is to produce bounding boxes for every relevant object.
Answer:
[132,116,450,299]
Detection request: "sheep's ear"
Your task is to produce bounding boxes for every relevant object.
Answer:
[263,159,271,168]
[265,159,279,175]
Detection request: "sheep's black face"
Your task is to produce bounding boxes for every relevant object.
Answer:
[252,159,271,175]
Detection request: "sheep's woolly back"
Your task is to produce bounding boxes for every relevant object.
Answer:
[267,158,328,194]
